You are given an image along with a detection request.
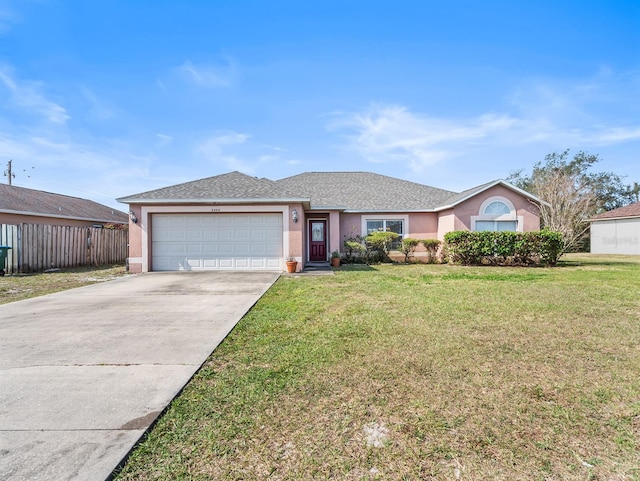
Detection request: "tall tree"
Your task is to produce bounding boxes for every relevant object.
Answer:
[508,149,636,253]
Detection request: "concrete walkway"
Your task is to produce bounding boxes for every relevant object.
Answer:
[0,271,280,481]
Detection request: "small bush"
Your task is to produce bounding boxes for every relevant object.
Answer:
[421,239,441,263]
[365,231,400,262]
[399,238,420,263]
[343,234,366,263]
[444,230,563,266]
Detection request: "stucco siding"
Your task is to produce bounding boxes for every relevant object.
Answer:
[406,212,439,239]
[453,185,540,232]
[340,213,363,242]
[437,210,455,240]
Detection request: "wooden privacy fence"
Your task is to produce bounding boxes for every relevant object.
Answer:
[0,224,128,274]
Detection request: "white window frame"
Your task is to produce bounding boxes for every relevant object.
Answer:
[361,215,409,238]
[471,196,523,232]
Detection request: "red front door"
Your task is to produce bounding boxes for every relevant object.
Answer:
[309,220,327,262]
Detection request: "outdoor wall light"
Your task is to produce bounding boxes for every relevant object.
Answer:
[291,209,298,223]
[129,211,138,224]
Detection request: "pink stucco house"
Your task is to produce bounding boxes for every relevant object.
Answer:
[118,171,542,273]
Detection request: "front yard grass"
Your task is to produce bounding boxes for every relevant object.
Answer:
[0,264,127,304]
[117,254,640,480]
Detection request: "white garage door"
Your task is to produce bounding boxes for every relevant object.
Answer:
[151,213,283,271]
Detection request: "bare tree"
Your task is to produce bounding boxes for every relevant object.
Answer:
[529,163,596,253]
[508,149,636,253]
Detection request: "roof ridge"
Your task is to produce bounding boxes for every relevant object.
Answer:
[0,183,98,203]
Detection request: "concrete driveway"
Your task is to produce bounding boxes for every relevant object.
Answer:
[0,271,280,481]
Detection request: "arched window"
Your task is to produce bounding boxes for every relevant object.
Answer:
[472,197,521,232]
[483,201,511,215]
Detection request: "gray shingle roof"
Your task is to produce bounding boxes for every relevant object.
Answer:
[275,172,456,210]
[0,184,128,223]
[117,171,306,203]
[438,180,499,208]
[118,171,542,212]
[591,201,640,220]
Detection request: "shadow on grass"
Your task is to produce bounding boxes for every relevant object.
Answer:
[337,264,378,271]
[557,254,640,268]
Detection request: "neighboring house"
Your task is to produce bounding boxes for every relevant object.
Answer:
[0,184,128,227]
[118,171,543,273]
[590,201,640,255]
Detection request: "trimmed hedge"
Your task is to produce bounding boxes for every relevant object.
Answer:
[443,230,563,266]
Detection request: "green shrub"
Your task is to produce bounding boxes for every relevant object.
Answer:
[399,238,420,263]
[365,231,400,262]
[537,230,563,266]
[443,230,564,266]
[421,239,441,263]
[343,235,366,263]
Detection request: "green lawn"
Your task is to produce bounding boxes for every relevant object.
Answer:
[116,254,640,480]
[0,264,128,305]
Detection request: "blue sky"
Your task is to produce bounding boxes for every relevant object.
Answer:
[1,1,638,210]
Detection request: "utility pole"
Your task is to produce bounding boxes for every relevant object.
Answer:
[4,160,15,185]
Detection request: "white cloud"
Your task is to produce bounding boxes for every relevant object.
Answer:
[329,104,515,172]
[156,133,173,145]
[590,126,640,144]
[329,69,640,174]
[194,130,301,174]
[507,69,640,147]
[220,154,258,174]
[196,129,249,160]
[176,59,236,88]
[0,128,162,209]
[195,130,254,172]
[0,65,70,124]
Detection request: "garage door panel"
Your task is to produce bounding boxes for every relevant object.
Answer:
[152,213,283,271]
[152,243,187,255]
[218,258,233,268]
[186,229,202,240]
[235,244,250,254]
[202,259,219,268]
[186,244,202,254]
[187,259,202,268]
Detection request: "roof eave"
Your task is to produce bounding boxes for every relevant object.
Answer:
[591,214,640,222]
[0,209,127,224]
[118,197,310,205]
[307,205,347,211]
[433,180,549,211]
[342,208,437,213]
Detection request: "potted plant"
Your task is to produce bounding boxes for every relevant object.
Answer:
[331,250,341,267]
[285,257,298,273]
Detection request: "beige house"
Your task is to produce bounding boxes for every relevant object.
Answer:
[118,171,543,273]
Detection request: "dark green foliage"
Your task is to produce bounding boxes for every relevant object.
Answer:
[508,149,637,213]
[365,231,400,262]
[444,230,563,266]
[365,231,400,253]
[507,149,639,253]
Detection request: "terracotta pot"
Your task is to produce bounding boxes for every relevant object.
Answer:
[285,261,297,273]
[331,257,340,267]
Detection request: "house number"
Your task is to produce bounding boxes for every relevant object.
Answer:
[211,209,221,212]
